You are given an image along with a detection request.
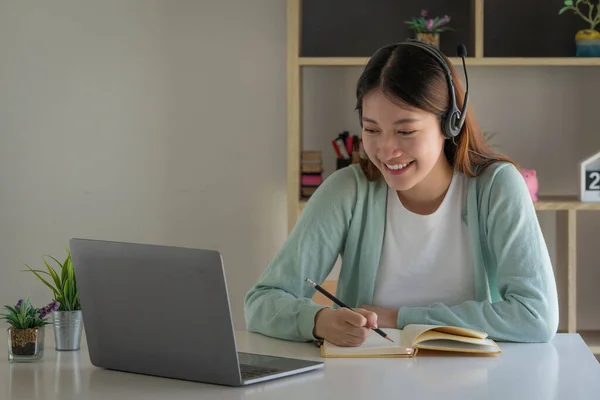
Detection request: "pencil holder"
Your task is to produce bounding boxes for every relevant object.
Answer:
[336,158,352,170]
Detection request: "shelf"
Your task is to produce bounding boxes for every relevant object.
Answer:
[579,331,600,355]
[470,58,600,67]
[300,57,463,67]
[535,196,600,211]
[299,195,600,215]
[289,0,600,356]
[299,57,600,67]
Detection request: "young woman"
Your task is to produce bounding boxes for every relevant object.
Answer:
[244,40,559,347]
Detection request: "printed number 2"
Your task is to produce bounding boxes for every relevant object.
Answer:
[587,171,600,191]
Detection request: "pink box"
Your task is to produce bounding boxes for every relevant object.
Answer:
[301,175,322,186]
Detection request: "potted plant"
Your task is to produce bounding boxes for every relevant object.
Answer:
[24,248,83,351]
[405,10,453,49]
[559,0,600,57]
[1,298,59,362]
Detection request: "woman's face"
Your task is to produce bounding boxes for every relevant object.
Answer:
[360,89,447,192]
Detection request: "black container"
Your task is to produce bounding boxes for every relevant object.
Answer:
[336,158,352,170]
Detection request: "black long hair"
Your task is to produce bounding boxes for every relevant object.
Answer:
[354,43,515,181]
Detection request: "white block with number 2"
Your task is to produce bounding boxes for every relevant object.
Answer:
[580,152,600,202]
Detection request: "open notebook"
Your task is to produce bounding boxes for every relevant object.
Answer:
[320,324,502,358]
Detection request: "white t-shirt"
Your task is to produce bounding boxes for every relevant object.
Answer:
[371,172,475,309]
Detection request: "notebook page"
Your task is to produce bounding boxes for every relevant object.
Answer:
[323,328,411,356]
[415,339,501,354]
[358,328,403,350]
[402,324,444,344]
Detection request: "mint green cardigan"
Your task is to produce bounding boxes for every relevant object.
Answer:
[244,162,559,343]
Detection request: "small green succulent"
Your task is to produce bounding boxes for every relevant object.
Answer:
[1,298,60,329]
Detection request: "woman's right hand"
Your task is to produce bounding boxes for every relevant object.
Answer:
[313,307,378,347]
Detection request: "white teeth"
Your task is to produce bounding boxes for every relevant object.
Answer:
[385,161,412,170]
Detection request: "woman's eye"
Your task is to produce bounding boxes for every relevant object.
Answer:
[363,128,415,135]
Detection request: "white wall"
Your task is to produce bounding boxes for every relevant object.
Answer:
[0,0,287,330]
[303,65,600,331]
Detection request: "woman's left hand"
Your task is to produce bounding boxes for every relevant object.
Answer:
[359,305,398,329]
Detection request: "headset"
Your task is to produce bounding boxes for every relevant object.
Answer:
[379,39,470,140]
[362,40,495,162]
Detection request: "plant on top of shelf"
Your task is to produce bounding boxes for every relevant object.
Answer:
[558,0,600,57]
[405,10,453,49]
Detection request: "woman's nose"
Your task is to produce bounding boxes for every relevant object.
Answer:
[379,135,404,158]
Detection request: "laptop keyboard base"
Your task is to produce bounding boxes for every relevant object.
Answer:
[240,364,280,380]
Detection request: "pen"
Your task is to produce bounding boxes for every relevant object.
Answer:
[305,278,394,343]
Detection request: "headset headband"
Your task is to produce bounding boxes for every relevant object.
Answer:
[392,40,469,139]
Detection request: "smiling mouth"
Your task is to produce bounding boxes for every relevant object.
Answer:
[383,160,414,171]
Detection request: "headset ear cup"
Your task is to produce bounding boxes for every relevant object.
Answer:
[451,111,461,137]
[441,110,457,139]
[445,109,462,138]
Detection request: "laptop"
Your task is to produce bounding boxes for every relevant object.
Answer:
[69,238,324,387]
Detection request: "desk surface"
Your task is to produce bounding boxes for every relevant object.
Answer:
[1,330,599,400]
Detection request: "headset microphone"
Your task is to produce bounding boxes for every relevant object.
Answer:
[391,41,494,160]
[367,40,471,139]
[398,40,470,139]
[454,44,469,137]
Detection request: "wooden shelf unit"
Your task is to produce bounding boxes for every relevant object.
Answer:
[299,57,600,67]
[300,195,600,213]
[288,0,600,228]
[286,0,600,354]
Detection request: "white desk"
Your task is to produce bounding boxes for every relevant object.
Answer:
[1,330,599,400]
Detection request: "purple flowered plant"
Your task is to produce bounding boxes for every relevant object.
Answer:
[0,298,61,329]
[38,300,60,320]
[405,10,453,34]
